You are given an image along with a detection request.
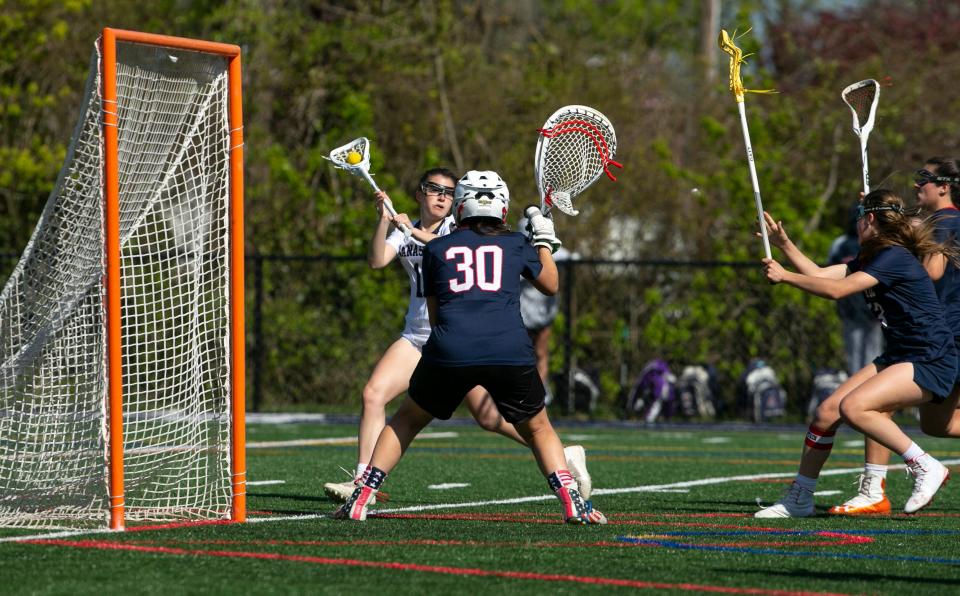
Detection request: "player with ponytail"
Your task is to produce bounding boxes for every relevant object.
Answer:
[830,158,960,515]
[755,189,960,517]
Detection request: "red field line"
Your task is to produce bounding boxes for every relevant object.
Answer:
[27,539,856,596]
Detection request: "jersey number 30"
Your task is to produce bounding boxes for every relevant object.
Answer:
[445,245,503,292]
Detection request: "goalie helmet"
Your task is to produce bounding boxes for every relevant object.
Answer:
[453,170,509,223]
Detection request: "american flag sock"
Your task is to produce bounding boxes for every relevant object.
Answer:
[548,469,583,519]
[363,466,387,490]
[547,469,579,492]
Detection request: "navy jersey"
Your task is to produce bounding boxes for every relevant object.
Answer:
[929,208,960,336]
[827,234,875,325]
[850,245,953,366]
[420,229,543,366]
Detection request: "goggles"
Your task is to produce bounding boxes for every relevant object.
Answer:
[420,182,455,198]
[914,169,960,187]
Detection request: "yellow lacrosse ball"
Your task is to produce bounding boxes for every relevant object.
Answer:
[346,150,362,165]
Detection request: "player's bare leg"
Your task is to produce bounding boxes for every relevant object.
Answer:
[464,386,526,445]
[334,398,434,521]
[515,409,605,524]
[325,338,418,503]
[465,386,592,497]
[920,384,960,437]
[839,362,950,514]
[359,338,421,465]
[757,363,877,518]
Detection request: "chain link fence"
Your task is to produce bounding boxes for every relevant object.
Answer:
[247,254,846,420]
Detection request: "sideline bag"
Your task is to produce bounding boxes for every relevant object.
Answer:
[739,359,787,422]
[677,364,720,419]
[625,359,677,423]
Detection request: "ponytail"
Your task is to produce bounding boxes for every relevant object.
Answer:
[858,189,960,266]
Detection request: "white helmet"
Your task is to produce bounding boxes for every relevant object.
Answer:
[453,170,509,223]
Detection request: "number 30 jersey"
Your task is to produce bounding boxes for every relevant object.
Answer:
[385,215,457,341]
[420,229,543,366]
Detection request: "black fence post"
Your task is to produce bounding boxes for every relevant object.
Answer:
[251,254,264,412]
[562,259,575,414]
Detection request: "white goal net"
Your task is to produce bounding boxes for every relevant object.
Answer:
[0,35,239,528]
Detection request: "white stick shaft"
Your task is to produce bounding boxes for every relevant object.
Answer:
[860,138,870,194]
[357,167,410,237]
[737,102,772,260]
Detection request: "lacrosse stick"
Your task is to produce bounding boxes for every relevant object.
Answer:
[719,29,776,259]
[534,105,622,217]
[327,137,410,237]
[841,79,880,195]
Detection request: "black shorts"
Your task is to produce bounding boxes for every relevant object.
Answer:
[408,362,545,424]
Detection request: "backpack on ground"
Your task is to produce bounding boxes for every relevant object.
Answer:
[676,364,720,419]
[553,367,600,415]
[625,359,677,423]
[806,367,848,422]
[738,359,787,422]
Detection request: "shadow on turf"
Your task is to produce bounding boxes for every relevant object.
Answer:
[677,498,959,518]
[732,568,960,587]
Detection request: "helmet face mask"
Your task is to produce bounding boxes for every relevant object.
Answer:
[453,170,510,223]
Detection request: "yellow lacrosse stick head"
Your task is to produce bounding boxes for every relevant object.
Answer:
[718,28,776,103]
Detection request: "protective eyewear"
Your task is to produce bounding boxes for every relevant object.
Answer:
[856,204,902,221]
[914,169,960,187]
[421,182,455,198]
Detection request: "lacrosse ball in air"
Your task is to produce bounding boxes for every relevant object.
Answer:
[346,150,362,165]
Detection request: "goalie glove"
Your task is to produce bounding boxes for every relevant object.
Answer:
[524,206,562,254]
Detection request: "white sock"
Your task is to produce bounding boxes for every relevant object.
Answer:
[900,442,924,463]
[864,463,888,478]
[795,474,817,492]
[356,462,369,479]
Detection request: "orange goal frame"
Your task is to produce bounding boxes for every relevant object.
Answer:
[100,28,246,530]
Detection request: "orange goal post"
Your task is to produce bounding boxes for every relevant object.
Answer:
[0,29,246,530]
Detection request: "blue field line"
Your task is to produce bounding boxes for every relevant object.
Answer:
[628,529,960,537]
[617,534,960,565]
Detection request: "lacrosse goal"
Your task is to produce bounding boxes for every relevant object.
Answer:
[0,29,246,529]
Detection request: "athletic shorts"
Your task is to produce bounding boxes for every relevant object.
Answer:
[409,363,545,424]
[877,353,957,405]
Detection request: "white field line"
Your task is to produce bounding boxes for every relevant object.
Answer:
[248,431,459,449]
[248,480,286,486]
[6,458,960,543]
[428,483,471,490]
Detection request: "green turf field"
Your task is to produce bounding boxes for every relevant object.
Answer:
[3,420,960,594]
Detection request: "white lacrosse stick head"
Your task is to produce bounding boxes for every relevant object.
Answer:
[327,137,372,177]
[841,79,880,138]
[535,105,620,217]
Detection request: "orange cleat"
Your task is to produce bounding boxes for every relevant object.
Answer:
[828,474,891,515]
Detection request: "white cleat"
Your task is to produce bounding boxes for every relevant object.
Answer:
[564,445,592,500]
[754,482,815,518]
[904,455,950,514]
[324,479,376,505]
[828,474,891,515]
